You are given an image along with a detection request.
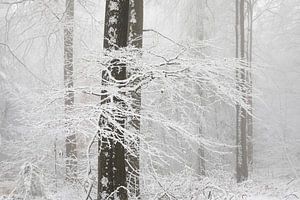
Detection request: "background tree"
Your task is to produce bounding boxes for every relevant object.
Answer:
[236,0,249,183]
[246,0,254,173]
[64,0,78,182]
[197,0,206,177]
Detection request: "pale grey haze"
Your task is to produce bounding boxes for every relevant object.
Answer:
[0,0,299,200]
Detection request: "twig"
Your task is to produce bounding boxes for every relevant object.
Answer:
[0,42,48,85]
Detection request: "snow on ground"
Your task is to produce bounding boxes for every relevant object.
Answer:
[243,178,300,200]
[248,195,299,200]
[0,176,299,200]
[248,196,280,200]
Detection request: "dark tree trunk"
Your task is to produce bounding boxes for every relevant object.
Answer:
[127,0,143,198]
[128,0,143,48]
[64,0,77,182]
[98,0,130,199]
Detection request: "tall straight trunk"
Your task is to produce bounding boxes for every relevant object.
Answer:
[128,0,143,48]
[235,0,241,183]
[64,0,77,182]
[236,0,248,183]
[98,0,130,199]
[127,0,143,198]
[198,122,205,176]
[197,0,206,177]
[247,0,254,173]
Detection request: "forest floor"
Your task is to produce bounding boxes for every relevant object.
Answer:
[241,179,300,200]
[0,176,299,200]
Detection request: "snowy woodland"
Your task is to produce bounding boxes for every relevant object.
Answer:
[0,0,299,199]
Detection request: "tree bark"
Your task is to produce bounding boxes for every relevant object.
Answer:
[127,0,143,198]
[247,0,254,173]
[197,0,206,177]
[64,0,77,182]
[98,0,130,199]
[236,0,248,183]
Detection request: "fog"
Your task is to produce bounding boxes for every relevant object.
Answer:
[0,0,299,199]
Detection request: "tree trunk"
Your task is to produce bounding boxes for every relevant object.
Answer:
[197,0,206,177]
[198,125,205,176]
[128,0,143,48]
[127,0,143,198]
[236,0,248,183]
[247,0,254,173]
[98,0,130,199]
[64,0,77,182]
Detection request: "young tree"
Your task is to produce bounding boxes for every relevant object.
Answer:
[98,0,130,199]
[197,0,206,177]
[236,0,249,183]
[64,0,77,182]
[246,0,254,173]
